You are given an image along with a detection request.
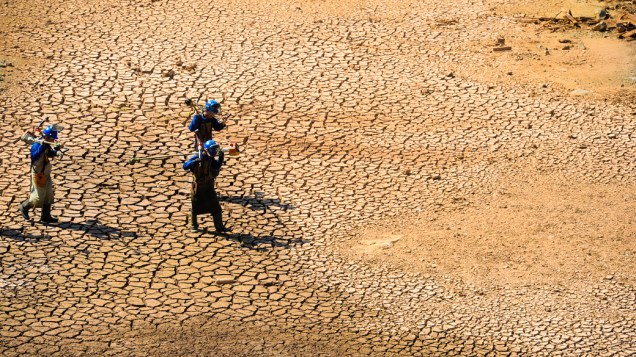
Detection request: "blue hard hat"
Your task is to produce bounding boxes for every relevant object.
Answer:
[205,99,220,113]
[203,140,219,155]
[42,125,58,140]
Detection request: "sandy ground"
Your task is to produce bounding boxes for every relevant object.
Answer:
[344,172,636,288]
[462,0,636,100]
[342,0,636,292]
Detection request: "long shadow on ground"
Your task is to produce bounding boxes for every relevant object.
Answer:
[0,228,52,242]
[224,232,309,251]
[58,219,137,240]
[219,193,295,212]
[1,219,136,242]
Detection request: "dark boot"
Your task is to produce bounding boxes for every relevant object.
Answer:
[213,211,231,233]
[41,204,59,224]
[19,200,32,221]
[190,212,200,232]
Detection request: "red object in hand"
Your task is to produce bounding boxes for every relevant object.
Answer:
[228,142,240,157]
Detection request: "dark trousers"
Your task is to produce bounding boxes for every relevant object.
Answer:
[191,181,224,229]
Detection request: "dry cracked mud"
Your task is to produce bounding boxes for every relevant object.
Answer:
[1,0,635,355]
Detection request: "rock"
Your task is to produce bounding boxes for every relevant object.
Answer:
[592,22,607,32]
[183,63,197,71]
[162,69,175,79]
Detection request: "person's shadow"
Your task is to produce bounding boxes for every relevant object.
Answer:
[219,192,295,212]
[1,219,136,242]
[216,192,304,250]
[222,232,309,251]
[0,228,52,242]
[59,219,137,240]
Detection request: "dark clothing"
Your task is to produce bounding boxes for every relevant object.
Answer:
[31,141,59,164]
[183,153,225,227]
[188,113,226,149]
[191,181,223,217]
[182,152,224,177]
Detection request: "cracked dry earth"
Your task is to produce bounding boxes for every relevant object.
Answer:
[1,0,635,355]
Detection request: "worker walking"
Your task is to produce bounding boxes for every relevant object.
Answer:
[188,99,226,151]
[19,125,63,223]
[183,139,231,233]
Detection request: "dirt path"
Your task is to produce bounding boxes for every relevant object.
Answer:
[1,0,635,355]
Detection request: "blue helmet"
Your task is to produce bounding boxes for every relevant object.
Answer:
[42,125,58,140]
[205,99,220,114]
[203,140,219,155]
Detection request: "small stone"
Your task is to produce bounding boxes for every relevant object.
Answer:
[605,275,614,280]
[593,22,607,32]
[162,69,175,79]
[183,63,197,71]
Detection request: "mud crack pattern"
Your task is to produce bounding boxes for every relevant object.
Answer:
[0,0,635,355]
